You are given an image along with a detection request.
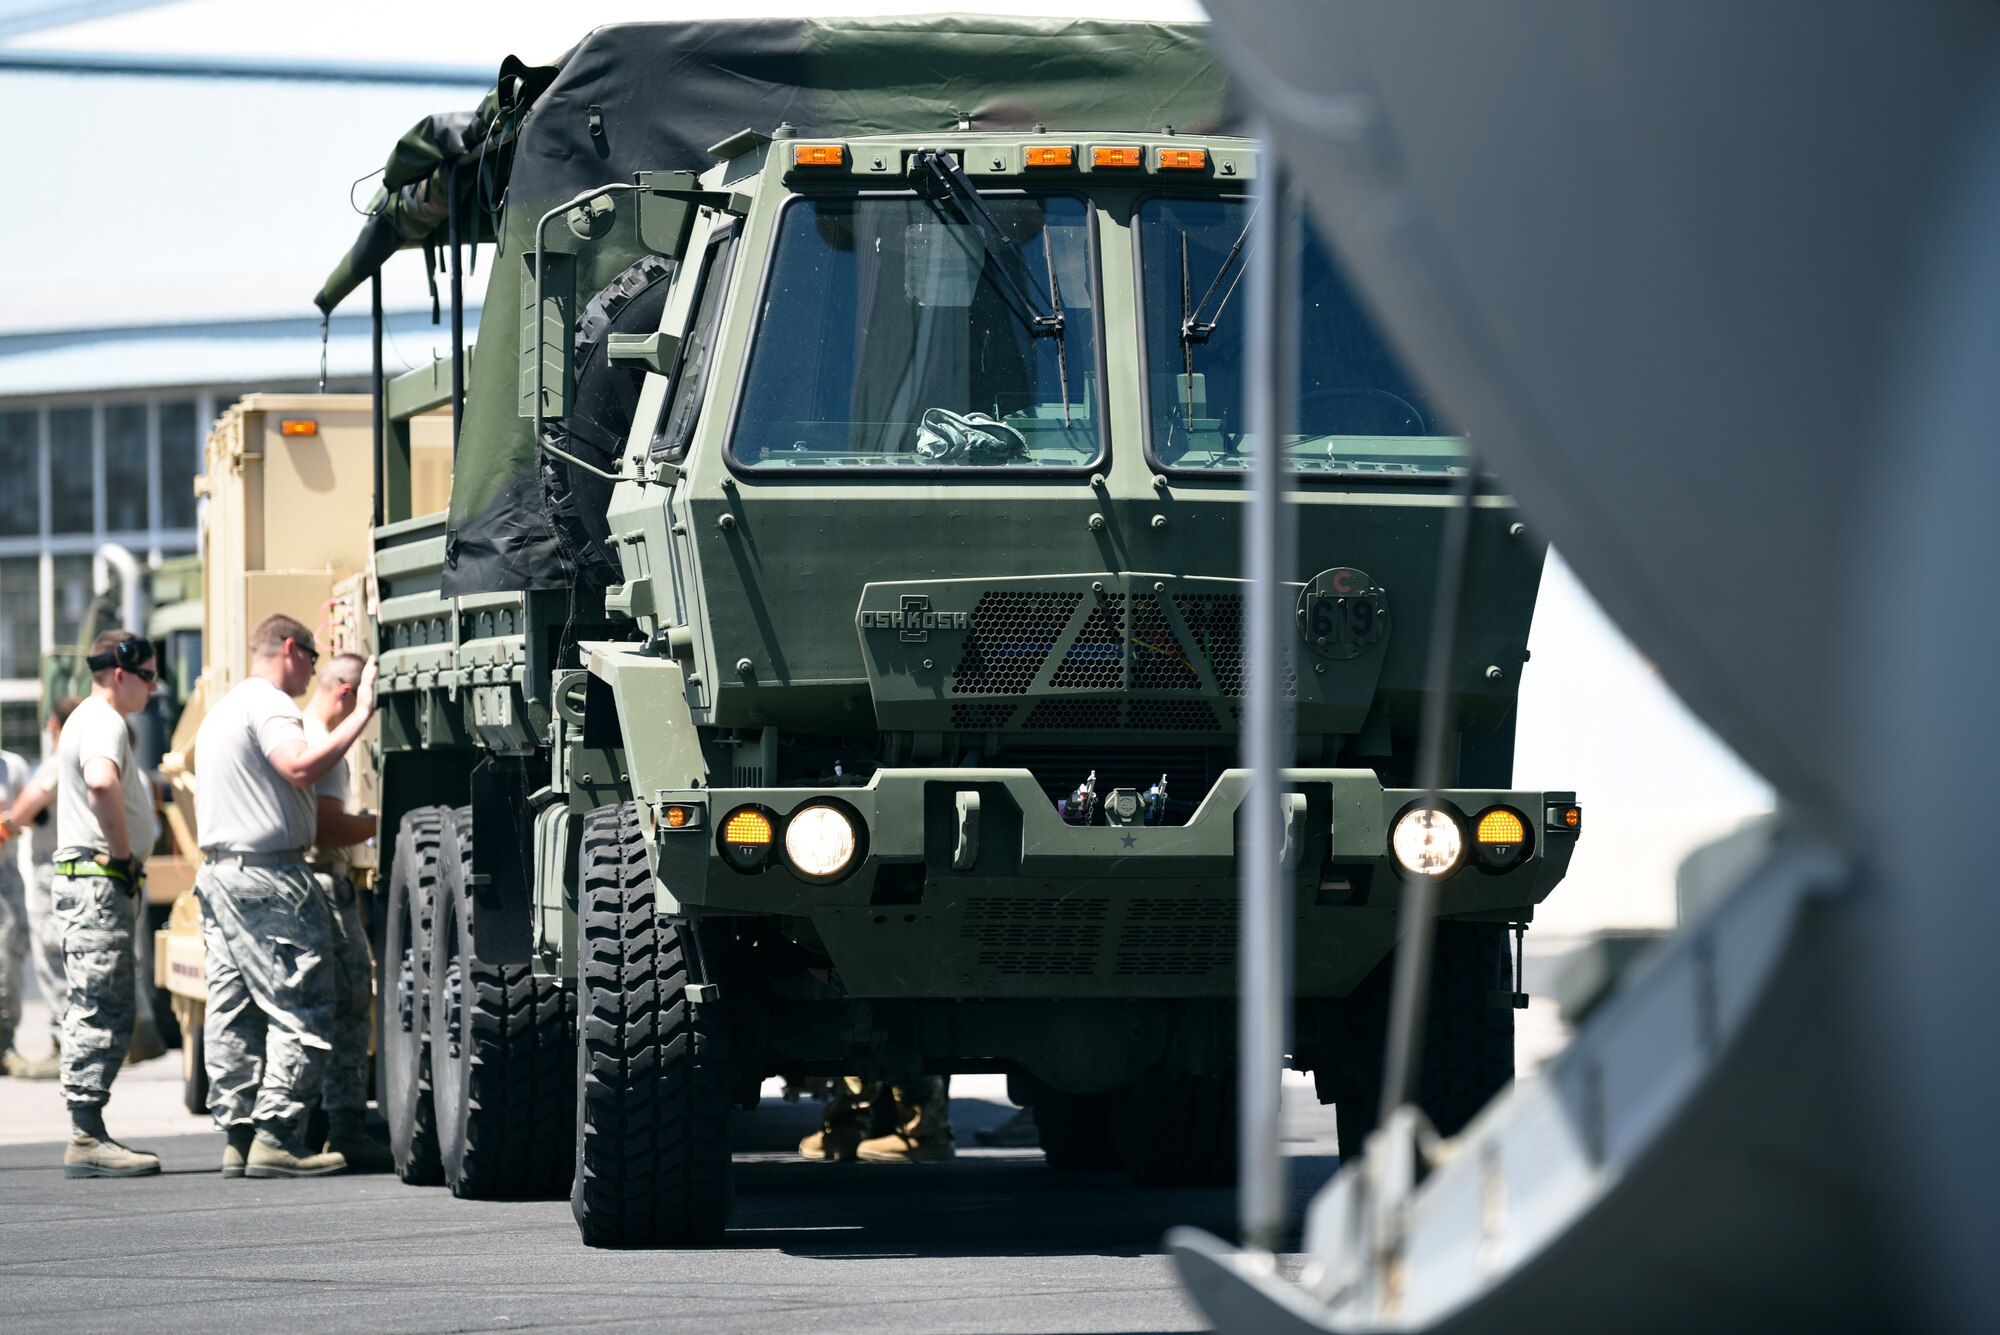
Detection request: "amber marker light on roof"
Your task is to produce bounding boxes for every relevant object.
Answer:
[792,144,846,167]
[1092,145,1142,168]
[279,420,318,437]
[1157,147,1208,170]
[1024,145,1075,168]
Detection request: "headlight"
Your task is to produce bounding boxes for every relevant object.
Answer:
[784,805,859,880]
[1391,806,1464,877]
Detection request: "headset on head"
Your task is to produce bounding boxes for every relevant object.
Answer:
[85,633,154,675]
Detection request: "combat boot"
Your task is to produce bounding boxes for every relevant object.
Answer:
[245,1130,348,1179]
[63,1110,162,1179]
[17,1049,59,1080]
[323,1110,395,1173]
[798,1126,863,1161]
[857,1078,957,1163]
[220,1124,255,1178]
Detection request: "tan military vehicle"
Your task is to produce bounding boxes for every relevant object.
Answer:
[155,392,449,1112]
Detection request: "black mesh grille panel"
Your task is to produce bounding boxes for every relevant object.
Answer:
[1113,898,1236,977]
[951,591,1081,695]
[950,701,1018,730]
[1050,595,1126,689]
[1126,699,1221,731]
[1174,593,1245,695]
[1023,698,1122,730]
[964,896,1107,975]
[1130,594,1202,690]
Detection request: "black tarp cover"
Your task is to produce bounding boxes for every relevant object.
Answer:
[318,16,1236,594]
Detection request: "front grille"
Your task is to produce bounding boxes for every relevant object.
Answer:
[1173,593,1245,694]
[951,701,1017,730]
[1113,898,1236,977]
[963,896,1107,975]
[1131,594,1202,690]
[1050,595,1126,689]
[1022,698,1122,730]
[951,591,1081,695]
[1126,699,1221,732]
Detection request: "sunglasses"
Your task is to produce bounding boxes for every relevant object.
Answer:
[126,664,157,684]
[291,640,321,666]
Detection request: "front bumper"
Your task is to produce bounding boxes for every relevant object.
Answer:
[643,768,1577,999]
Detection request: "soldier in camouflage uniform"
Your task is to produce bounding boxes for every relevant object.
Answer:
[302,652,392,1170]
[799,1074,956,1163]
[0,741,37,1073]
[1,699,81,1080]
[51,632,161,1178]
[5,696,165,1079]
[194,614,377,1179]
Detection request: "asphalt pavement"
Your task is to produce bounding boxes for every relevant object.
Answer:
[0,1076,1345,1335]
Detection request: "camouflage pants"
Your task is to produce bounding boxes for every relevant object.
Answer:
[197,863,334,1137]
[821,1074,954,1145]
[314,872,373,1113]
[26,864,70,1041]
[49,873,139,1108]
[0,858,26,1050]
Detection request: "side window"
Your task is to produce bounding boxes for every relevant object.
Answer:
[651,226,741,463]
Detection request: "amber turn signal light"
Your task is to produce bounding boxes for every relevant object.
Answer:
[720,805,775,870]
[792,144,846,167]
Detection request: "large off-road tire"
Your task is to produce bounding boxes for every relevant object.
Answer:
[1109,1069,1238,1188]
[429,806,576,1200]
[572,803,732,1248]
[1332,919,1516,1157]
[380,807,446,1185]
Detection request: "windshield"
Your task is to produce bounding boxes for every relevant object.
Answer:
[1137,196,1464,476]
[731,193,1097,469]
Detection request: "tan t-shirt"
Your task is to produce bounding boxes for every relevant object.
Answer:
[55,695,155,861]
[194,676,315,854]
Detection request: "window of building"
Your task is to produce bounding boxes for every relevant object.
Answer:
[160,400,200,531]
[0,413,36,537]
[0,557,38,680]
[105,402,150,533]
[51,553,95,654]
[0,701,39,761]
[49,408,94,534]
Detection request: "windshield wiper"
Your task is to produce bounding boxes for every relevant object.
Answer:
[1170,212,1258,457]
[1180,209,1256,348]
[908,147,1071,424]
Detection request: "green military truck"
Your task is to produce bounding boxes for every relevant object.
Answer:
[315,17,1577,1247]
